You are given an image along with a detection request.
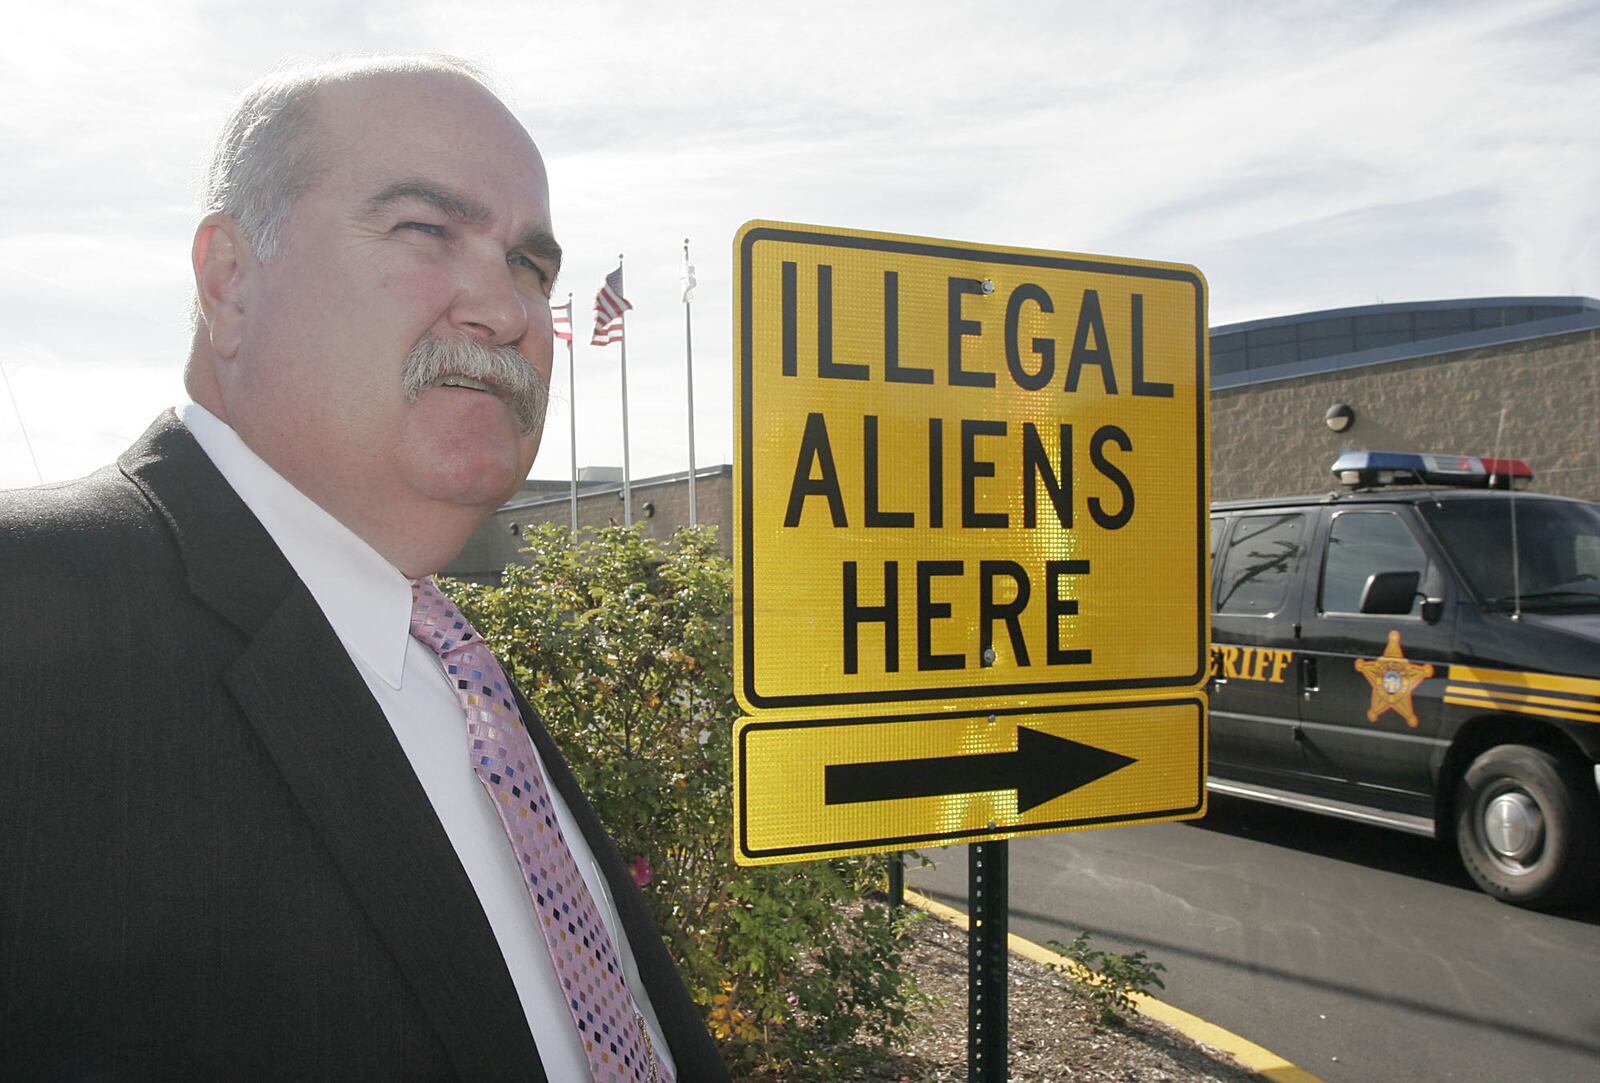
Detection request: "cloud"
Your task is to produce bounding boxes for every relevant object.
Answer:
[1,0,1596,485]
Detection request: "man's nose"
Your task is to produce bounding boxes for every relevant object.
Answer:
[448,246,530,346]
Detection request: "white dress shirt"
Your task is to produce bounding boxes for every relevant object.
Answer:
[179,403,673,1079]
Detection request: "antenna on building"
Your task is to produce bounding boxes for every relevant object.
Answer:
[1,360,43,484]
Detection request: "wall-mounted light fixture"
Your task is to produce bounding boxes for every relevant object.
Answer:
[641,501,656,519]
[1325,403,1356,433]
[507,521,520,536]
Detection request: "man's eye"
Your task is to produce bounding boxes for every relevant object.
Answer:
[510,253,554,289]
[398,221,446,237]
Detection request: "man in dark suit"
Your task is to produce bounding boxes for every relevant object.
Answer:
[0,55,726,1081]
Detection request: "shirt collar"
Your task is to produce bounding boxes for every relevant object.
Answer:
[178,402,414,688]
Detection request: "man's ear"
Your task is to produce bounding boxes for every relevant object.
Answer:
[192,213,252,360]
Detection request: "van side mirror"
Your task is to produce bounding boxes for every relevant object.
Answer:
[1360,571,1421,615]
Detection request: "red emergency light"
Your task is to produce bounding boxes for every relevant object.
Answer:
[1479,457,1534,490]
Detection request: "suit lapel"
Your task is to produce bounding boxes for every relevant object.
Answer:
[227,596,543,1080]
[121,413,545,1080]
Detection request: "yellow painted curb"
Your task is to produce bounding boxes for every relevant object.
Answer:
[904,889,1324,1083]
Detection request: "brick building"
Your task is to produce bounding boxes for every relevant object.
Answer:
[446,465,734,581]
[1211,296,1600,502]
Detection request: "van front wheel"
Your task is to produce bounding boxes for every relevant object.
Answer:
[1454,744,1599,909]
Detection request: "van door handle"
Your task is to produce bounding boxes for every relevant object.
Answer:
[1301,656,1319,697]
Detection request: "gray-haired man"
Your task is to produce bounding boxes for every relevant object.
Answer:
[0,55,726,1081]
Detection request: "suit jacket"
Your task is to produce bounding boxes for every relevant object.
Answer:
[0,412,728,1081]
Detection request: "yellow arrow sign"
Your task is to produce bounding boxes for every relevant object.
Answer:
[734,695,1206,865]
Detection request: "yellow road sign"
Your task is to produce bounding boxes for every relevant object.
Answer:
[734,221,1209,717]
[734,696,1207,864]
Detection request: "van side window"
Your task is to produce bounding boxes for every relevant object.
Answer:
[1217,513,1305,614]
[1320,511,1431,616]
[1210,516,1226,559]
[1576,535,1600,580]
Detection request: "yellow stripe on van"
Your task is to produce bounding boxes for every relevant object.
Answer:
[1442,684,1600,716]
[1445,665,1600,700]
[1444,690,1600,725]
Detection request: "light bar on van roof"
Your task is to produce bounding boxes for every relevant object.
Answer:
[1331,451,1533,490]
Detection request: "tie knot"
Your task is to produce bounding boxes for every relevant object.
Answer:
[409,578,479,657]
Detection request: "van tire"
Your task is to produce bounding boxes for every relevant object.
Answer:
[1454,744,1600,909]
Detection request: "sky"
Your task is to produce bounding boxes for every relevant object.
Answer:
[2,0,1597,490]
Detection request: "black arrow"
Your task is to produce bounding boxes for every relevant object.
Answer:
[824,726,1137,813]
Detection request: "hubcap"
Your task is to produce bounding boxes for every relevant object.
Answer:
[1482,790,1544,864]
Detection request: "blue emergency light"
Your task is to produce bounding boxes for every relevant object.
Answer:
[1331,451,1533,490]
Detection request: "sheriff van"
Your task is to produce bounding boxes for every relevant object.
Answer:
[1209,451,1600,908]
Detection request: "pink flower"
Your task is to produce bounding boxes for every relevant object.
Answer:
[628,855,654,887]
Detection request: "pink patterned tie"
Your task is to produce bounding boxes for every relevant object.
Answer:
[410,578,665,1083]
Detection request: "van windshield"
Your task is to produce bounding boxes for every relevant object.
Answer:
[1419,497,1600,613]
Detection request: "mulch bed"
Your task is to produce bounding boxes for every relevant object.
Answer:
[857,906,1264,1081]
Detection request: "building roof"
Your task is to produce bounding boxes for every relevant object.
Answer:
[502,463,732,512]
[1210,296,1600,389]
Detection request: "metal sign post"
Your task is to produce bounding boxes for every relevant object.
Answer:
[968,841,1008,1082]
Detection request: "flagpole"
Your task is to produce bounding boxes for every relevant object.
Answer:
[682,238,698,527]
[564,293,578,532]
[618,253,633,528]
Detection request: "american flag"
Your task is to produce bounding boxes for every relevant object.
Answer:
[551,300,573,343]
[591,265,632,346]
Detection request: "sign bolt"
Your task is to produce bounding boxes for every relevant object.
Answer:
[987,713,997,724]
[980,278,995,295]
[982,647,997,667]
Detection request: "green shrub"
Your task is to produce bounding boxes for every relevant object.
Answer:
[445,523,923,1079]
[1046,932,1167,1027]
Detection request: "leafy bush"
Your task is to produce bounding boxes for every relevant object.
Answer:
[1046,932,1167,1027]
[445,523,924,1079]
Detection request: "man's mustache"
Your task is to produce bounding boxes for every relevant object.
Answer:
[402,335,549,435]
